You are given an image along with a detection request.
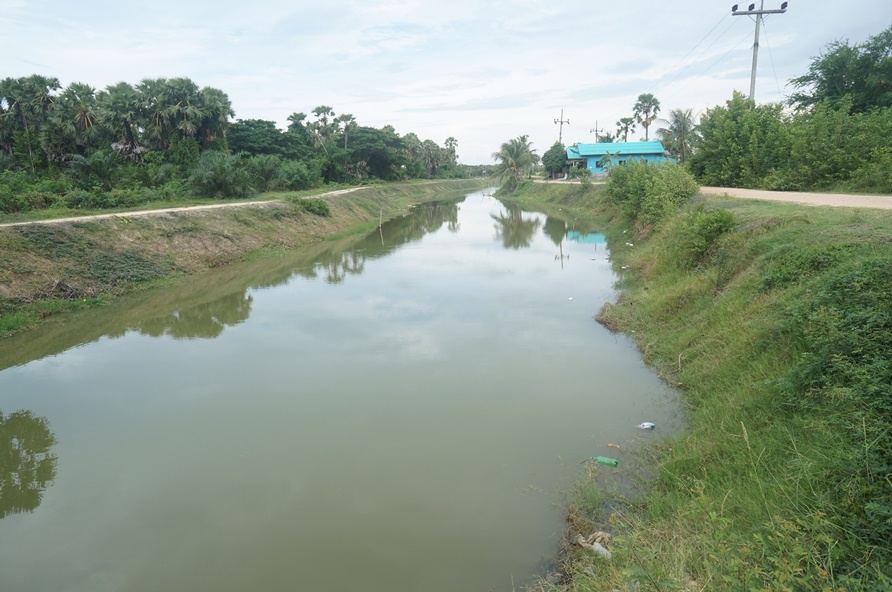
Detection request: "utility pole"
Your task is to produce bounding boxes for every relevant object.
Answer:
[589,120,604,141]
[732,1,788,102]
[554,108,569,144]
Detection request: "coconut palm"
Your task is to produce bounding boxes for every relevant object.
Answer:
[633,93,661,140]
[657,108,699,164]
[492,135,537,191]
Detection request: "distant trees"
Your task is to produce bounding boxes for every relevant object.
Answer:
[542,142,568,178]
[0,74,467,214]
[657,109,699,164]
[633,93,661,141]
[616,117,636,142]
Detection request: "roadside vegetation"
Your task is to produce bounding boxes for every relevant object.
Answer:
[0,76,487,218]
[503,169,891,590]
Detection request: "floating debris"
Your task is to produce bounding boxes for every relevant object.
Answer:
[638,422,656,430]
[607,443,621,449]
[593,455,619,466]
[568,297,574,301]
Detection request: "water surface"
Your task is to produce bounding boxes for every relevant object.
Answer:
[0,190,679,591]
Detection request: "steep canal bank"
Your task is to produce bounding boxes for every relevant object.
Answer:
[500,182,892,590]
[0,179,486,337]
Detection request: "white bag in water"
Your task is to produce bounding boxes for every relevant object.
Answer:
[638,422,656,430]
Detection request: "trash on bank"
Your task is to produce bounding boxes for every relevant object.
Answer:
[593,455,619,466]
[638,422,656,430]
[575,532,612,560]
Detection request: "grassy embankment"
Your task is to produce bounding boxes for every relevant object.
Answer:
[502,182,891,590]
[0,179,486,337]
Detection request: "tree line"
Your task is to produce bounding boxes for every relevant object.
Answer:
[0,76,469,213]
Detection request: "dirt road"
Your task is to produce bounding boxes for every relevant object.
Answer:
[700,186,892,210]
[0,187,364,228]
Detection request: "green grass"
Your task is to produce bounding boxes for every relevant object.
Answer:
[503,182,892,591]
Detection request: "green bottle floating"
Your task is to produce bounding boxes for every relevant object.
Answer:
[593,456,619,467]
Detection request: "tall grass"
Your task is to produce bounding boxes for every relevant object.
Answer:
[505,183,892,590]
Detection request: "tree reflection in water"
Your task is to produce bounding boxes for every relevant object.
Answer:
[134,292,253,339]
[491,204,542,250]
[300,201,461,284]
[0,410,57,520]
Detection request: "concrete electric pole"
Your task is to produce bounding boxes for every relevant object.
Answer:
[589,120,604,141]
[731,1,788,101]
[554,108,570,144]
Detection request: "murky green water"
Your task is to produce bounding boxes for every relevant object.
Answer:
[0,190,679,591]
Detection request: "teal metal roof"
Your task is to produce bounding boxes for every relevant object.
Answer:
[567,141,666,159]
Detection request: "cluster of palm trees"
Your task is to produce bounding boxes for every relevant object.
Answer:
[0,75,232,171]
[614,93,661,142]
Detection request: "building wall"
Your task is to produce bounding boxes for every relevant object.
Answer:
[585,153,668,174]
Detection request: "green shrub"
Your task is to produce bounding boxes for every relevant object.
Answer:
[64,189,113,209]
[606,162,698,224]
[245,154,285,191]
[188,151,252,198]
[290,197,330,217]
[676,207,736,267]
[641,164,700,224]
[605,161,652,216]
[280,160,320,190]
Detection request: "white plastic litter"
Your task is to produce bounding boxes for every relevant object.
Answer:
[625,242,634,247]
[621,265,630,270]
[638,422,656,430]
[568,297,574,301]
[575,534,612,560]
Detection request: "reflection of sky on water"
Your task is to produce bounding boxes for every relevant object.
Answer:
[0,190,681,592]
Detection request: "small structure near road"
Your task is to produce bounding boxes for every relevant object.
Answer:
[567,141,670,175]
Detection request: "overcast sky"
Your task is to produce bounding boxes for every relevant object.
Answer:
[2,0,889,163]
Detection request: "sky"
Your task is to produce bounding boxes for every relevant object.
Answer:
[2,0,889,163]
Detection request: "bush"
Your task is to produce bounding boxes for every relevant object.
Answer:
[607,162,698,224]
[280,160,320,190]
[189,151,252,198]
[245,154,284,192]
[290,197,330,217]
[641,164,700,224]
[63,189,113,209]
[676,207,736,267]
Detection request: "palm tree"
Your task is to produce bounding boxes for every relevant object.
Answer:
[336,113,356,149]
[656,108,699,164]
[444,136,458,165]
[616,118,636,142]
[492,135,537,191]
[491,204,541,249]
[97,82,142,157]
[633,93,661,141]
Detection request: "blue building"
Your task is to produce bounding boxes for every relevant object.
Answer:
[566,141,670,175]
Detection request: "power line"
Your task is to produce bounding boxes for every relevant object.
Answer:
[731,1,789,101]
[658,14,731,92]
[657,16,740,95]
[761,20,785,98]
